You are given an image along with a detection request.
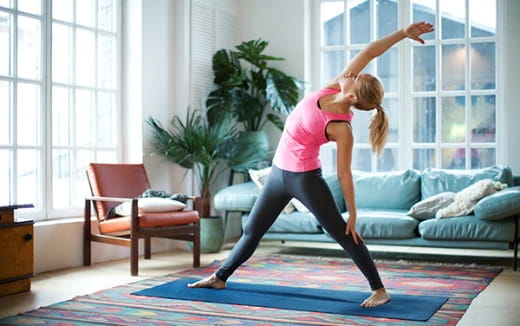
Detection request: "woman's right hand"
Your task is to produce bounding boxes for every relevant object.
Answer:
[403,22,434,44]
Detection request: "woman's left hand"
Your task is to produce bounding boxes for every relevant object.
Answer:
[345,215,364,245]
[404,22,434,44]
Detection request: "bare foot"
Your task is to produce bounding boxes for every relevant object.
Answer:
[361,288,390,308]
[187,274,226,289]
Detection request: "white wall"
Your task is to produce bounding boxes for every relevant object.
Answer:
[237,0,306,151]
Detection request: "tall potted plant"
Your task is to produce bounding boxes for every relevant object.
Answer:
[206,39,303,140]
[146,109,266,252]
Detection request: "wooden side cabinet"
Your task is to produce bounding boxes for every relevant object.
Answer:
[0,204,34,297]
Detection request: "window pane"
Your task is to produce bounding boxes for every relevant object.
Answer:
[97,91,115,147]
[413,45,435,91]
[77,0,96,27]
[377,47,398,93]
[76,89,94,146]
[321,50,343,86]
[0,0,12,8]
[440,0,465,40]
[52,23,72,84]
[349,0,370,45]
[412,0,436,41]
[75,150,95,206]
[98,34,115,88]
[414,97,436,143]
[441,96,465,143]
[17,16,41,80]
[377,148,397,172]
[52,86,71,146]
[471,42,495,90]
[442,148,465,169]
[321,1,344,46]
[52,149,71,209]
[17,83,40,145]
[376,0,397,39]
[18,0,41,15]
[352,148,371,172]
[471,95,495,142]
[471,148,495,169]
[442,44,465,91]
[0,81,10,144]
[470,0,496,37]
[17,149,39,206]
[414,148,435,170]
[352,109,371,143]
[95,150,117,163]
[52,0,73,22]
[0,12,11,76]
[383,97,398,142]
[76,29,95,87]
[99,0,116,32]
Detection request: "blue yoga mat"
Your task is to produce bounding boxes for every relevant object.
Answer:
[133,278,448,321]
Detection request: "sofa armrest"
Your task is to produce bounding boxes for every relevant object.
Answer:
[213,182,260,212]
[474,186,520,221]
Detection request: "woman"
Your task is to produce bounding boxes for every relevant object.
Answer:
[189,22,434,308]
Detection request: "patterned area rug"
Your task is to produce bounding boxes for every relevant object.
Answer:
[0,255,502,326]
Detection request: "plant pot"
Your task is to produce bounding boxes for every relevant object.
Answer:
[200,216,224,253]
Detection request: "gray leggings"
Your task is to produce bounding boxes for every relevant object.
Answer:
[215,165,384,291]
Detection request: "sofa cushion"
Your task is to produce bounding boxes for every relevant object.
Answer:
[342,209,419,239]
[242,212,322,234]
[436,179,508,218]
[214,182,259,211]
[113,198,186,216]
[353,170,421,209]
[475,186,520,221]
[418,216,515,241]
[421,165,513,200]
[407,192,456,220]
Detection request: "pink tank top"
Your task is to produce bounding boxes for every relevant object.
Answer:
[272,88,354,172]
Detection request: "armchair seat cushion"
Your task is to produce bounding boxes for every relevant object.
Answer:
[99,210,199,234]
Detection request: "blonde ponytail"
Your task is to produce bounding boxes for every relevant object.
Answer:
[369,105,389,157]
[352,74,388,156]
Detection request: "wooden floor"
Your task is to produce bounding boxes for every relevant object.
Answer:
[0,241,519,325]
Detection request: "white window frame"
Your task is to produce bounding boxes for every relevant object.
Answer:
[0,0,122,221]
[312,0,500,172]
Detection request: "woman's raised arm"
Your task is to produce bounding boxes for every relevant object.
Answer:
[325,22,434,89]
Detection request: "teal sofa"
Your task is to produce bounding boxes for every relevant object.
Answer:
[214,165,520,269]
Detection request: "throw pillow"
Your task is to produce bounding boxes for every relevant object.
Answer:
[113,197,186,216]
[435,179,508,219]
[248,167,300,214]
[407,192,456,220]
[475,186,520,221]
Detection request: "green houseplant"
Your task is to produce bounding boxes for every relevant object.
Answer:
[206,39,303,132]
[146,110,266,252]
